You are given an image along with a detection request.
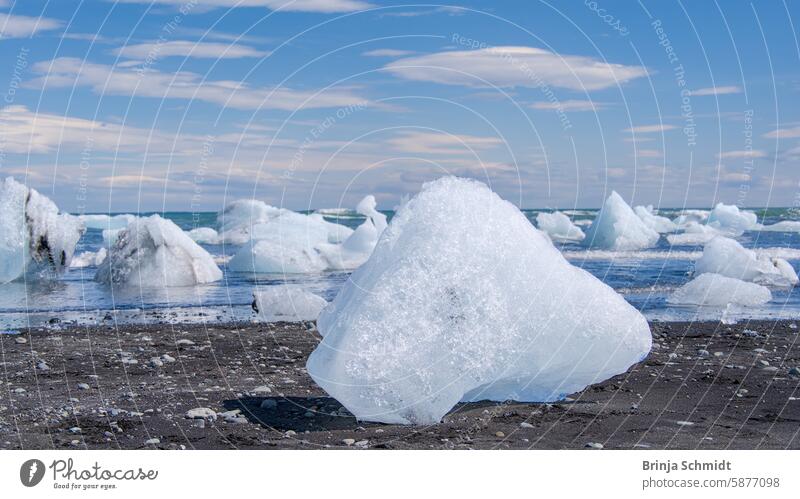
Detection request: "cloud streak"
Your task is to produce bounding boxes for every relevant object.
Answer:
[113,40,269,59]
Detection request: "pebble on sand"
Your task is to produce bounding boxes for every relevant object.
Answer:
[585,442,603,449]
[77,383,90,390]
[185,408,217,421]
[342,438,355,446]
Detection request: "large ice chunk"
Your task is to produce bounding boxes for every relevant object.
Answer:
[96,214,222,287]
[706,203,758,236]
[694,236,798,287]
[252,285,327,322]
[307,177,652,425]
[634,205,677,233]
[216,199,284,245]
[535,211,585,242]
[0,177,85,283]
[584,191,660,250]
[667,273,771,308]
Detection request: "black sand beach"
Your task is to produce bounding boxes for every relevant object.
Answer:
[1,320,799,450]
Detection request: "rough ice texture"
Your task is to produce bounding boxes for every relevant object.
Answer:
[307,177,652,425]
[78,214,136,231]
[70,248,107,268]
[584,191,660,250]
[666,222,721,246]
[667,273,771,308]
[216,199,284,245]
[0,177,85,283]
[706,203,758,236]
[634,205,677,233]
[96,214,222,287]
[694,237,798,287]
[252,286,327,322]
[228,197,381,274]
[535,211,585,242]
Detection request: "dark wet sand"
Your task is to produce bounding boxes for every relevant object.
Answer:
[1,320,799,449]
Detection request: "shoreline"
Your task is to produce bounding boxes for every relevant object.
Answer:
[1,320,799,450]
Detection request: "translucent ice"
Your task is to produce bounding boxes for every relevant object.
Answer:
[307,177,652,425]
[634,205,677,233]
[216,199,283,245]
[252,286,327,322]
[535,211,585,242]
[0,177,85,283]
[70,248,107,268]
[706,203,757,236]
[78,214,136,231]
[187,227,220,245]
[584,192,659,250]
[667,273,771,308]
[96,214,222,287]
[694,236,798,287]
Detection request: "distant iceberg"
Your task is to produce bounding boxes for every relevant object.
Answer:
[78,213,136,231]
[672,209,709,228]
[216,199,284,245]
[584,191,660,250]
[252,286,327,322]
[96,214,222,287]
[634,205,677,233]
[0,177,85,283]
[187,227,221,245]
[535,211,585,242]
[706,203,758,236]
[666,221,721,246]
[307,177,651,425]
[667,273,771,308]
[694,236,798,287]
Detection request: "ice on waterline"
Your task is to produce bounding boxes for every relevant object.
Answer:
[759,221,800,232]
[307,177,652,425]
[187,227,220,245]
[535,211,585,242]
[694,237,798,287]
[706,203,758,236]
[78,214,136,231]
[70,248,107,268]
[634,205,677,234]
[666,222,720,246]
[667,273,771,308]
[96,214,222,287]
[252,286,327,322]
[584,191,659,250]
[0,177,85,283]
[672,209,709,228]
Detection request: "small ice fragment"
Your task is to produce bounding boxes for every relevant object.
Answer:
[252,286,327,322]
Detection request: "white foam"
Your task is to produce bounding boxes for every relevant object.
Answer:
[307,177,651,425]
[535,211,585,242]
[96,214,222,287]
[667,273,771,308]
[252,285,327,322]
[584,192,660,250]
[70,248,107,268]
[758,221,800,232]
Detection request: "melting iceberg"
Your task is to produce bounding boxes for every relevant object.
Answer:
[535,211,585,242]
[584,192,660,250]
[96,214,222,287]
[0,177,85,283]
[667,273,771,308]
[634,205,677,233]
[216,199,284,245]
[307,177,652,425]
[706,203,757,236]
[252,286,327,322]
[694,237,798,287]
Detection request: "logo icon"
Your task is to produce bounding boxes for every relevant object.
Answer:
[20,459,45,487]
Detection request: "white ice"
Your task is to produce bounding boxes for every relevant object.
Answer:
[187,227,221,245]
[584,191,660,250]
[672,209,709,228]
[252,285,327,322]
[706,203,758,236]
[216,199,284,245]
[758,221,800,232]
[102,228,123,247]
[96,214,222,287]
[535,211,585,242]
[634,205,677,233]
[307,177,652,425]
[0,177,85,283]
[666,222,721,246]
[78,214,136,231]
[70,248,107,268]
[667,273,771,308]
[694,236,798,287]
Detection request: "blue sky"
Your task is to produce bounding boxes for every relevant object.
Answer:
[1,0,800,212]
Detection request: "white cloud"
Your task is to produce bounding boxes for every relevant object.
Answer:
[29,57,367,111]
[0,13,62,39]
[107,0,373,12]
[387,131,503,155]
[635,149,663,158]
[688,85,742,96]
[624,124,677,134]
[383,46,647,91]
[362,49,415,57]
[764,126,800,139]
[113,41,269,59]
[530,99,605,112]
[717,149,767,159]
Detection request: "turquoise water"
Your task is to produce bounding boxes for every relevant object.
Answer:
[1,208,799,329]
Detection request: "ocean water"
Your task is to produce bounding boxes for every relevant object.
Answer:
[1,208,799,329]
